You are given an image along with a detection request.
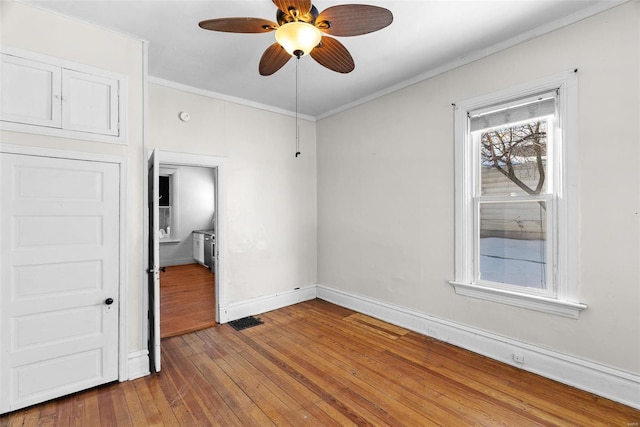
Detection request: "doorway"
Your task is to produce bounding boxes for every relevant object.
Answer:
[147,150,226,372]
[157,164,217,338]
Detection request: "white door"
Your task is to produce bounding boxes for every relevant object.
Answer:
[147,149,160,372]
[0,153,120,413]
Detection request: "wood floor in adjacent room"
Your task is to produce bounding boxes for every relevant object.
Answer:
[2,299,638,426]
[160,263,216,338]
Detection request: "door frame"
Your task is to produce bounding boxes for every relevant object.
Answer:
[0,142,129,381]
[145,149,227,369]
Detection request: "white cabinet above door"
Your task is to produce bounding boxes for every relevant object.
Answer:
[0,54,62,128]
[0,48,127,144]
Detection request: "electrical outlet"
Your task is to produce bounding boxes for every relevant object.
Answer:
[512,353,525,364]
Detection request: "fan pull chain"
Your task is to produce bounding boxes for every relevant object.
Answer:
[295,56,301,158]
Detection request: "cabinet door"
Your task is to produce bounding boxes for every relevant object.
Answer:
[193,238,200,261]
[193,236,204,264]
[0,54,62,128]
[62,69,119,136]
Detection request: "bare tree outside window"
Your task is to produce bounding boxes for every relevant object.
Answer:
[480,120,548,197]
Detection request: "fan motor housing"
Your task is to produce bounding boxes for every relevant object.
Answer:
[277,5,319,25]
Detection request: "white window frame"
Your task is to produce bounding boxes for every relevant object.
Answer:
[450,71,587,318]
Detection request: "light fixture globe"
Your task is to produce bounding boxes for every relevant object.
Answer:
[275,22,322,58]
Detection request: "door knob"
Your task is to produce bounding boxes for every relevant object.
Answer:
[105,298,114,305]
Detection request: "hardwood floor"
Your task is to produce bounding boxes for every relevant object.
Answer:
[2,299,638,426]
[160,263,217,338]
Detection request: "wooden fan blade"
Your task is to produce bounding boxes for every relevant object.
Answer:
[310,36,354,74]
[272,0,312,16]
[199,17,277,33]
[259,42,292,75]
[316,5,393,36]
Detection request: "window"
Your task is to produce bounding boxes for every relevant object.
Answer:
[450,72,586,318]
[158,168,179,242]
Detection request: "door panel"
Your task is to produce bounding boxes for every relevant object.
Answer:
[14,215,102,247]
[11,349,104,405]
[14,260,101,296]
[62,69,119,136]
[14,306,101,348]
[0,153,119,413]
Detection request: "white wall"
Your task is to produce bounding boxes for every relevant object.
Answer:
[148,83,318,305]
[159,165,216,266]
[0,2,147,365]
[317,1,639,377]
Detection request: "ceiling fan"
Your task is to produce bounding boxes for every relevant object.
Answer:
[199,0,393,76]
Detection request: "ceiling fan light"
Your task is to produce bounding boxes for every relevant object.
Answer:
[275,22,322,58]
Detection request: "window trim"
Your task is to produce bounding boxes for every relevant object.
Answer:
[450,71,587,318]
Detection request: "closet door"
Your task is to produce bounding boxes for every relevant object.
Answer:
[0,54,62,128]
[0,153,120,413]
[61,69,119,136]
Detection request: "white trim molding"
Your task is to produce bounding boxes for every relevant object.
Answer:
[317,1,627,120]
[149,149,227,323]
[127,350,150,380]
[219,285,316,324]
[317,284,640,410]
[450,281,586,319]
[148,77,316,122]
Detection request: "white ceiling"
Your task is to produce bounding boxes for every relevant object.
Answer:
[24,0,622,118]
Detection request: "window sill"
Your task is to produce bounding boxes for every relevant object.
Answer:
[449,281,587,319]
[159,239,180,245]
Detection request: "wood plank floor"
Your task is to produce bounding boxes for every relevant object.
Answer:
[160,263,216,338]
[2,299,639,426]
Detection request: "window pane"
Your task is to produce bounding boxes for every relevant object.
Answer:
[478,201,547,288]
[159,175,170,206]
[159,206,171,238]
[479,120,548,196]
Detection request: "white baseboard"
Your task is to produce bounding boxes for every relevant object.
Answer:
[317,284,640,410]
[218,284,317,324]
[159,258,197,267]
[127,350,150,380]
